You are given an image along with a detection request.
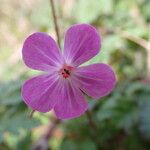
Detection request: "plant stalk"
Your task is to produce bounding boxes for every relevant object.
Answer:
[49,0,61,47]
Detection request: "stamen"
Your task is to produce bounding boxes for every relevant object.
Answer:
[60,65,74,79]
[64,69,70,75]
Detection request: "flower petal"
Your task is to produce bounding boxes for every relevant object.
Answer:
[21,74,61,112]
[74,63,116,99]
[22,32,63,71]
[64,24,101,66]
[54,81,88,119]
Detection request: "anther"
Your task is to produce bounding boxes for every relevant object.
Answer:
[64,69,70,75]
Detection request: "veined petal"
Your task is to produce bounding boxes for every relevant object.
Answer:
[63,24,101,66]
[54,81,88,119]
[22,32,63,71]
[74,63,116,99]
[21,74,61,112]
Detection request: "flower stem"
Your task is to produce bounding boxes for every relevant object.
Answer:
[32,118,61,150]
[29,110,36,118]
[44,118,61,140]
[86,110,98,132]
[49,0,61,47]
[86,110,100,146]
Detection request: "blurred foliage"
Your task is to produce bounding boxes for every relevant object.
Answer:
[60,80,150,150]
[0,0,150,149]
[0,79,41,149]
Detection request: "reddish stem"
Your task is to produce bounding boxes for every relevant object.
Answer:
[49,0,61,47]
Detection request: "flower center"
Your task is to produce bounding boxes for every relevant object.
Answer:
[60,65,74,79]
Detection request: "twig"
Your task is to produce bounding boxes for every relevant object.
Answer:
[32,118,61,150]
[49,0,61,47]
[121,31,149,50]
[44,118,61,140]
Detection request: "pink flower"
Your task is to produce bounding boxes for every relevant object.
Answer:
[21,24,116,119]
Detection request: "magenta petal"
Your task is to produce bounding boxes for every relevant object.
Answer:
[54,81,88,119]
[22,32,63,71]
[64,24,101,66]
[74,63,116,99]
[21,74,60,112]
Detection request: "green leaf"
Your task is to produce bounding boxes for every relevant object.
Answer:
[30,0,52,30]
[0,80,22,106]
[73,0,113,23]
[60,139,97,150]
[117,109,138,132]
[1,113,40,135]
[79,139,97,150]
[73,0,100,23]
[0,133,3,143]
[97,109,117,121]
[60,140,77,150]
[15,132,32,150]
[139,100,150,139]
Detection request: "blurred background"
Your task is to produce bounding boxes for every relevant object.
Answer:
[0,0,150,149]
